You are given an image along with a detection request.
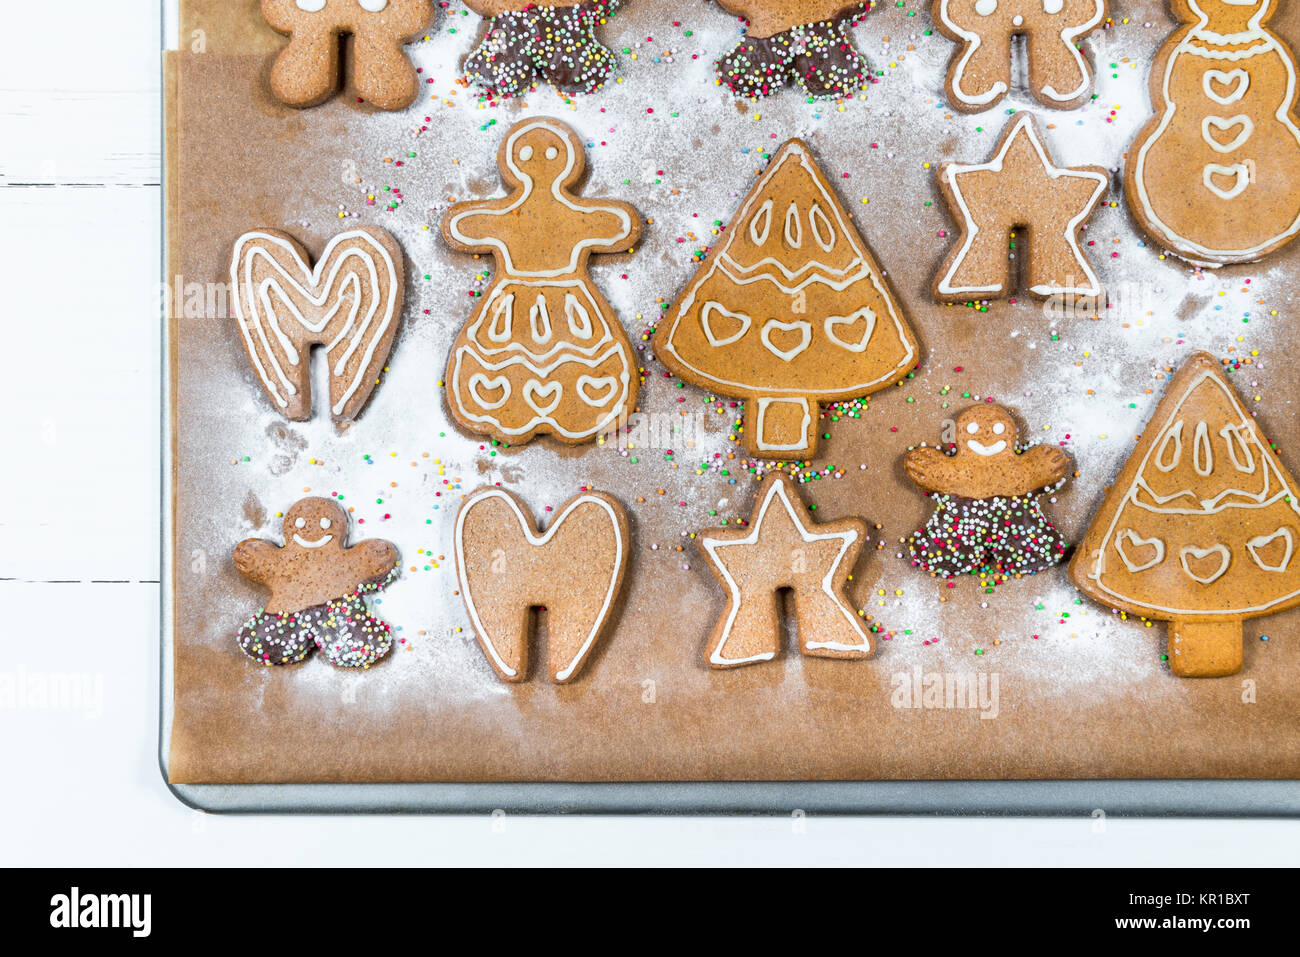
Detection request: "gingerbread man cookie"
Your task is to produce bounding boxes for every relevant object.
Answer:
[234,497,399,668]
[715,2,872,99]
[656,138,919,459]
[697,472,872,668]
[230,226,405,424]
[1071,352,1300,677]
[905,405,1072,581]
[455,487,630,683]
[442,118,641,446]
[261,0,435,110]
[934,0,1106,112]
[463,1,622,96]
[1128,0,1300,265]
[934,113,1108,302]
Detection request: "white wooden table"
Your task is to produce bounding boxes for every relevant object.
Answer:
[0,0,1294,865]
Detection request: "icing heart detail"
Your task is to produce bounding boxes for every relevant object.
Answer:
[1203,163,1250,201]
[1203,68,1249,105]
[1115,529,1165,573]
[759,319,812,362]
[824,308,876,353]
[1246,527,1294,573]
[700,301,751,347]
[1179,544,1231,585]
[523,380,562,416]
[454,488,629,683]
[575,375,619,408]
[1201,115,1252,154]
[467,373,511,410]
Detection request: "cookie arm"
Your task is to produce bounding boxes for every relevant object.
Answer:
[1015,445,1071,494]
[576,200,642,254]
[441,199,517,254]
[904,447,960,494]
[347,538,400,588]
[233,539,280,585]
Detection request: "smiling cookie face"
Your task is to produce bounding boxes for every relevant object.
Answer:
[956,406,1017,459]
[282,498,347,552]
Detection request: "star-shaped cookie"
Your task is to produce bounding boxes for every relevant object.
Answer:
[697,472,872,668]
[934,113,1108,302]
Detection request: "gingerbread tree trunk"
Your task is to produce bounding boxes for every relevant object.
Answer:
[655,139,919,459]
[1070,352,1300,676]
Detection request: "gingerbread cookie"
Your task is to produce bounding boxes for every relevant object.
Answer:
[697,472,872,668]
[655,138,919,459]
[261,0,435,110]
[934,113,1108,302]
[230,227,404,424]
[934,0,1106,112]
[463,1,622,96]
[714,2,871,99]
[233,497,399,668]
[905,404,1071,580]
[1071,352,1300,677]
[455,487,630,683]
[1127,0,1300,265]
[442,118,641,446]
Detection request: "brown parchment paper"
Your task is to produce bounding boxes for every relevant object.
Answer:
[167,0,1300,783]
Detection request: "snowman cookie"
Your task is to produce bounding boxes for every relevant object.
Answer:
[905,405,1072,581]
[714,1,872,99]
[1128,0,1300,265]
[441,117,641,446]
[934,0,1107,112]
[233,497,400,667]
[463,1,621,96]
[261,0,435,110]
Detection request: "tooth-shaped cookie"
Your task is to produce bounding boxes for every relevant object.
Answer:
[454,487,630,683]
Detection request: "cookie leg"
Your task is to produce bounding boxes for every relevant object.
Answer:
[352,32,421,111]
[464,13,537,96]
[716,35,795,99]
[270,28,341,108]
[237,610,317,665]
[789,21,867,98]
[314,595,395,669]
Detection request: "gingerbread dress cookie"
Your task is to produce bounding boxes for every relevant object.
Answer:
[1128,0,1300,265]
[442,118,641,445]
[261,0,435,110]
[233,498,399,668]
[905,405,1071,581]
[715,2,872,99]
[463,1,621,96]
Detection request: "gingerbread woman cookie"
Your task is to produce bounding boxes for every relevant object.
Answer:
[905,405,1072,581]
[655,138,919,459]
[697,472,872,668]
[442,118,641,446]
[1127,0,1300,265]
[230,226,405,424]
[714,2,872,99]
[463,1,622,96]
[1071,352,1300,677]
[234,497,400,668]
[455,487,630,683]
[934,113,1108,302]
[261,0,435,110]
[934,0,1106,112]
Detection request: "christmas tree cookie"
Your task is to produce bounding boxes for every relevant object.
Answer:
[1070,352,1300,677]
[905,404,1072,581]
[714,2,872,99]
[1128,0,1300,264]
[654,138,919,459]
[934,113,1108,302]
[462,1,622,96]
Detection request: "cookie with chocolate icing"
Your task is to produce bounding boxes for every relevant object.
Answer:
[715,1,871,98]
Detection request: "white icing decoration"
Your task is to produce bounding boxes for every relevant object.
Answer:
[662,144,916,397]
[750,200,774,246]
[487,294,513,343]
[701,478,870,666]
[528,294,552,344]
[1043,0,1063,13]
[759,319,812,362]
[823,308,876,353]
[294,517,307,528]
[975,0,997,14]
[966,421,980,435]
[522,380,562,416]
[466,281,613,364]
[992,421,1006,435]
[1201,114,1253,153]
[545,147,559,160]
[565,293,593,339]
[755,398,811,452]
[784,202,803,248]
[1131,0,1300,261]
[1155,420,1184,472]
[1193,421,1214,476]
[700,301,752,347]
[937,114,1107,297]
[319,518,331,529]
[1203,68,1250,105]
[1116,530,1166,573]
[966,439,1007,456]
[454,490,624,681]
[293,534,333,549]
[467,373,511,410]
[518,145,534,161]
[1013,15,1023,26]
[1180,544,1231,585]
[1247,527,1294,572]
[809,203,836,252]
[230,229,400,418]
[576,375,619,407]
[296,0,326,11]
[358,0,387,10]
[446,119,634,279]
[1221,424,1257,473]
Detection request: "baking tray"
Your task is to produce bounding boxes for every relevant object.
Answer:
[159,0,1300,813]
